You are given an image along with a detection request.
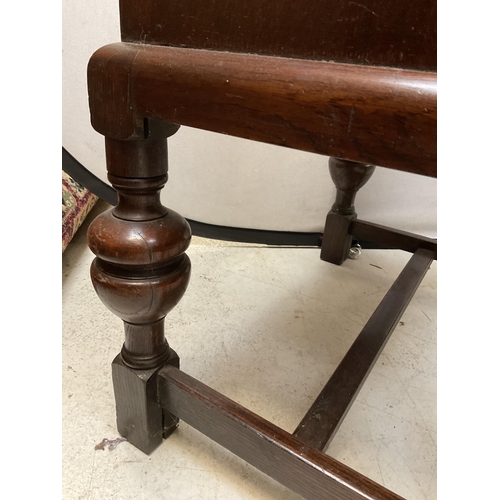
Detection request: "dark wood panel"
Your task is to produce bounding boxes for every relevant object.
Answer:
[119,0,436,71]
[294,248,434,450]
[88,43,437,176]
[158,366,405,500]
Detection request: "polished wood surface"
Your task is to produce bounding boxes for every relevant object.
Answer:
[119,0,436,71]
[328,159,377,217]
[86,1,437,495]
[321,158,376,264]
[87,123,192,453]
[88,43,436,176]
[158,366,405,500]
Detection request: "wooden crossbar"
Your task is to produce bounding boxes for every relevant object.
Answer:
[88,43,437,177]
[158,365,405,500]
[351,220,437,259]
[293,248,434,451]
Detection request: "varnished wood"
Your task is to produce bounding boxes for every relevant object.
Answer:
[329,159,376,217]
[321,158,376,265]
[87,124,192,453]
[158,366,405,500]
[112,349,179,455]
[293,248,434,451]
[321,212,354,265]
[351,219,437,259]
[86,0,437,494]
[88,43,437,176]
[119,0,436,71]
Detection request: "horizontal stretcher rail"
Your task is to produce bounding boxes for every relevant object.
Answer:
[293,248,434,451]
[88,42,436,177]
[351,220,437,259]
[158,365,405,500]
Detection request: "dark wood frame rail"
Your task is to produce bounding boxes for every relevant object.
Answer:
[85,2,436,498]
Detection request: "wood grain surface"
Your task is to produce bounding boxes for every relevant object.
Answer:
[119,0,436,71]
[88,43,436,176]
[159,365,405,500]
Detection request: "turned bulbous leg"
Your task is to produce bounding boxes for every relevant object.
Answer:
[321,157,375,265]
[87,125,190,454]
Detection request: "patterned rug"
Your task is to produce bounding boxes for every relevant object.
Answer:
[62,170,98,252]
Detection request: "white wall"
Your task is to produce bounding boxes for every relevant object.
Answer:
[62,0,437,237]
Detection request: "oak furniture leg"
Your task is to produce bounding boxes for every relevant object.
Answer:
[85,24,436,496]
[87,124,191,454]
[321,157,375,265]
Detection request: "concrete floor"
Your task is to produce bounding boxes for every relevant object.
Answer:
[62,200,436,500]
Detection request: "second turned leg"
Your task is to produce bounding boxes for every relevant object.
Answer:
[321,157,375,265]
[87,124,191,454]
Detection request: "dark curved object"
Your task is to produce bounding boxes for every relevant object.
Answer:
[88,44,436,176]
[62,147,392,249]
[62,147,326,246]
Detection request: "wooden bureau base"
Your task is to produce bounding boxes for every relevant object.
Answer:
[85,3,436,496]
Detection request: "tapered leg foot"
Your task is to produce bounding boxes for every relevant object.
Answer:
[87,123,191,454]
[321,157,375,265]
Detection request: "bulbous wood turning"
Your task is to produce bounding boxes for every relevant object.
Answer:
[329,157,375,216]
[86,123,189,454]
[321,157,375,265]
[87,129,191,370]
